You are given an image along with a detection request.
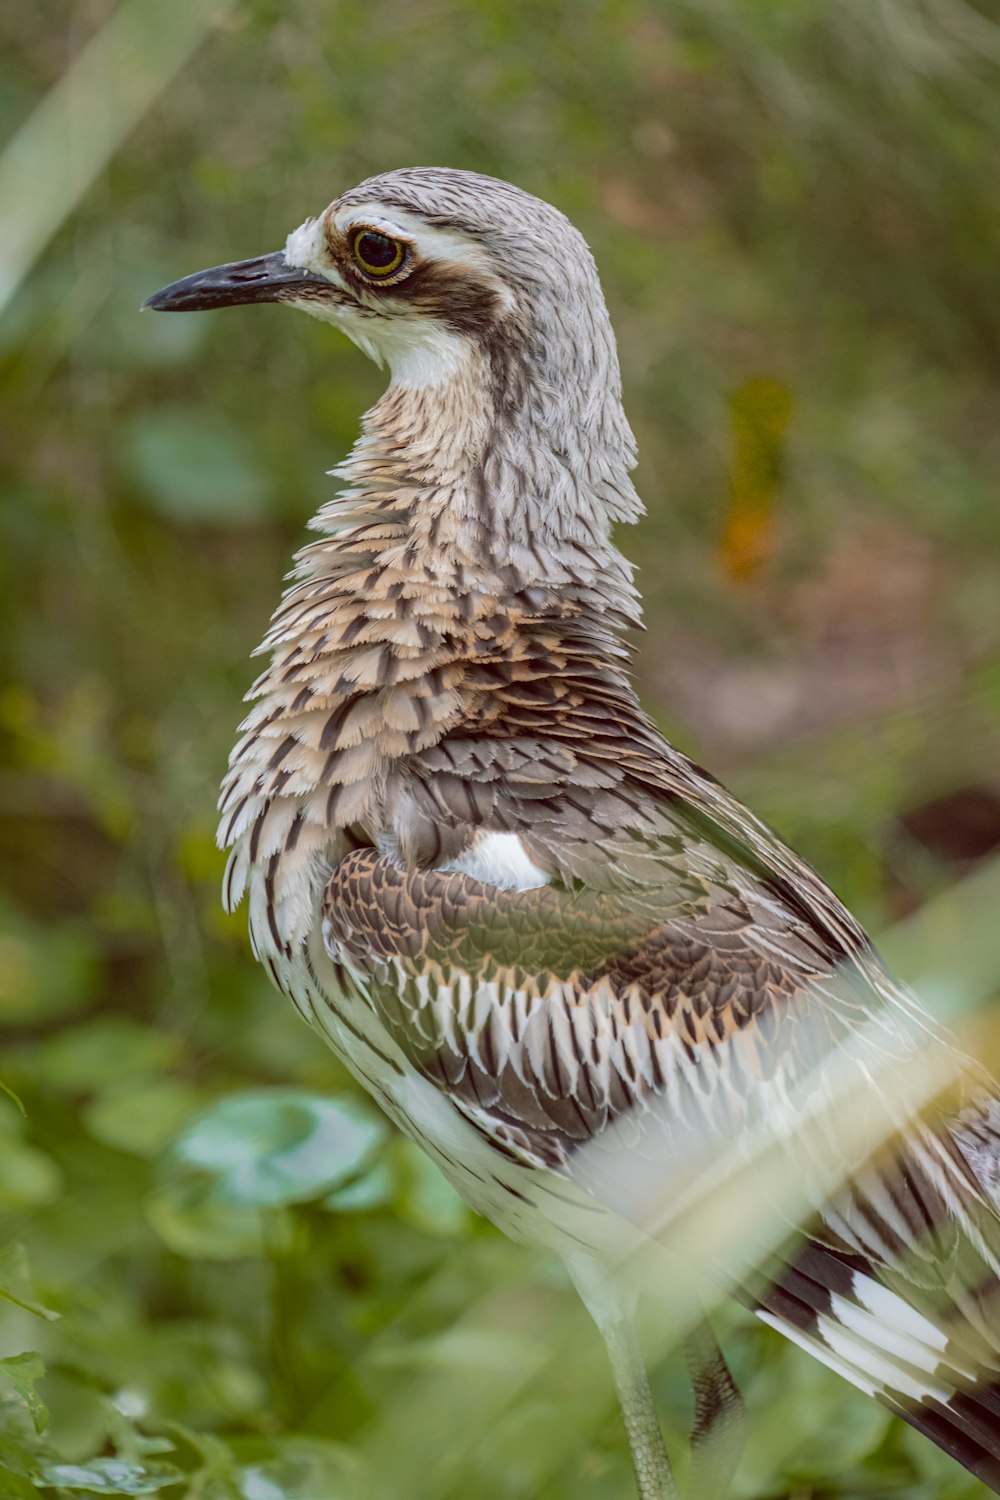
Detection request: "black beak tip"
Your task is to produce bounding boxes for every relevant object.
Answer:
[141,252,330,314]
[142,282,204,312]
[142,272,222,313]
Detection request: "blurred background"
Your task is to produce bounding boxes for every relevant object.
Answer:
[2,2,1000,1496]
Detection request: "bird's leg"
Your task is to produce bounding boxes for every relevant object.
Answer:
[602,1305,681,1500]
[682,1320,746,1500]
[568,1260,680,1500]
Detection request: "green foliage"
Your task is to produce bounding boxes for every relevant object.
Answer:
[0,1352,49,1435]
[148,1091,387,1258]
[118,407,274,525]
[2,1,1000,1496]
[39,1460,183,1495]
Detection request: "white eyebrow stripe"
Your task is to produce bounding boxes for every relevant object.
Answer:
[333,207,413,241]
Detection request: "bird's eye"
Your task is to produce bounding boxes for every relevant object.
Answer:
[351,229,407,279]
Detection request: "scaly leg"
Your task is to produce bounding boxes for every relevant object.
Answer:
[568,1259,680,1500]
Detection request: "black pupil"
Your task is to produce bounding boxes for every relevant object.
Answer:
[358,232,398,269]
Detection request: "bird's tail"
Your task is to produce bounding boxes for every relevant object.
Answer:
[746,1097,1000,1490]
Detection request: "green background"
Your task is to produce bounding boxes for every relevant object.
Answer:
[2,1,1000,1496]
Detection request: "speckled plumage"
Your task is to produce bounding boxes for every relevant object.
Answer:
[149,168,1000,1497]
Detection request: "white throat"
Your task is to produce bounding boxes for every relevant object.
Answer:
[284,215,473,388]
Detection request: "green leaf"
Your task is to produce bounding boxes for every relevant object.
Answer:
[0,1140,62,1211]
[322,1160,394,1214]
[0,1351,48,1434]
[158,1420,233,1475]
[0,1283,59,1320]
[100,1398,176,1464]
[0,1243,60,1322]
[166,1091,386,1208]
[147,1092,385,1259]
[0,1079,25,1114]
[83,1080,204,1157]
[145,1188,293,1262]
[234,1439,368,1500]
[34,1018,181,1094]
[39,1459,183,1494]
[0,1428,48,1494]
[0,1468,37,1499]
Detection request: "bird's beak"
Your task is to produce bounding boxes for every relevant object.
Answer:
[143,251,329,312]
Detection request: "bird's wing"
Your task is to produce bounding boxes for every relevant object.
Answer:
[321,735,1000,1487]
[323,835,854,1167]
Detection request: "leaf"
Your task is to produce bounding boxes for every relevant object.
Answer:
[234,1439,368,1500]
[83,1080,204,1157]
[0,1467,37,1499]
[0,1283,59,1321]
[0,0,240,315]
[34,1018,181,1094]
[158,1420,233,1474]
[322,1161,394,1214]
[148,1091,385,1259]
[0,1243,60,1322]
[145,1188,293,1262]
[0,1428,48,1494]
[0,1142,62,1211]
[165,1091,386,1208]
[100,1399,176,1464]
[0,1079,25,1114]
[39,1459,183,1494]
[0,1351,48,1434]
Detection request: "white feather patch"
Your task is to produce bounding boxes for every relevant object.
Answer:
[827,1292,946,1374]
[756,1310,878,1398]
[851,1274,950,1354]
[283,216,333,277]
[817,1315,952,1403]
[441,832,550,891]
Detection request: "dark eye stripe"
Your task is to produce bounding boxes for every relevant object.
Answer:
[352,229,406,278]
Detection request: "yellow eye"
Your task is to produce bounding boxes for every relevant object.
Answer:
[351,228,406,278]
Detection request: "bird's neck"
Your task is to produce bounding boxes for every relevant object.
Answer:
[324,359,643,599]
[260,369,644,713]
[219,372,644,948]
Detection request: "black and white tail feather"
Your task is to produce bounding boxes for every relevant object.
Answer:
[750,1104,1000,1487]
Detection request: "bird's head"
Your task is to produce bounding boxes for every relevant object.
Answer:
[149,168,602,382]
[146,167,642,540]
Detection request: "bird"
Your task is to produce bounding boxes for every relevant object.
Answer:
[146,167,1000,1499]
